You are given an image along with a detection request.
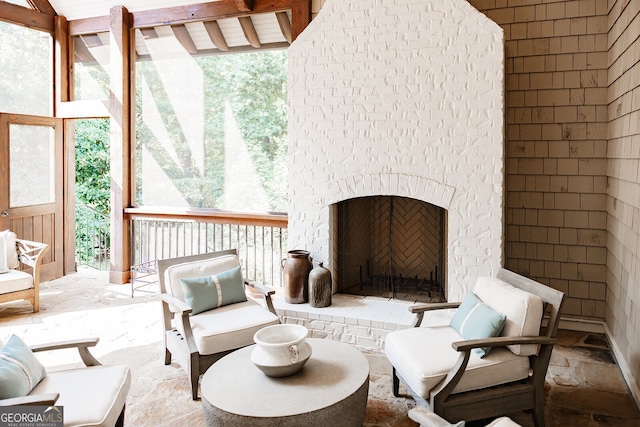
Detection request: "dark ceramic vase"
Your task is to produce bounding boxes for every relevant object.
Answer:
[281,250,312,304]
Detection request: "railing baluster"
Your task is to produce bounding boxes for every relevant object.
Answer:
[125,214,286,288]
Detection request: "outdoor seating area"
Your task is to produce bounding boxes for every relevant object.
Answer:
[1,0,640,426]
[0,267,638,426]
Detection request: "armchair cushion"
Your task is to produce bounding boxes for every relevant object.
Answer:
[385,326,530,398]
[0,230,19,270]
[473,276,543,356]
[0,335,46,399]
[183,299,280,355]
[180,266,247,315]
[30,364,131,427]
[449,292,506,357]
[164,254,241,303]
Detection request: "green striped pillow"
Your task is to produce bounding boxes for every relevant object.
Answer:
[450,292,506,357]
[179,266,247,315]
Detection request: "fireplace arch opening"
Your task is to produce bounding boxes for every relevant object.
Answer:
[334,196,446,302]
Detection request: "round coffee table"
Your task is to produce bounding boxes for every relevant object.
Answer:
[201,338,370,426]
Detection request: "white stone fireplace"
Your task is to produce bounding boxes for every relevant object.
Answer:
[287,0,505,301]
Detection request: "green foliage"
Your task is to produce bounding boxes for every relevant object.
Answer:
[75,119,111,267]
[135,49,288,212]
[75,119,110,215]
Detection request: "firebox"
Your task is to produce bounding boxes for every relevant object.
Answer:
[336,196,445,303]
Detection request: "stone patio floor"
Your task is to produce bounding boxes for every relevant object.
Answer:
[0,267,639,426]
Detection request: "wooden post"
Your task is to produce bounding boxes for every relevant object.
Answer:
[109,6,132,284]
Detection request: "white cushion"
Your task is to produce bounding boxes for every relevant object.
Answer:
[486,417,522,427]
[384,326,530,398]
[182,299,280,355]
[0,269,33,293]
[30,364,131,427]
[473,276,544,356]
[0,231,19,270]
[164,254,241,303]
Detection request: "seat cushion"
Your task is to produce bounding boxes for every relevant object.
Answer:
[164,254,241,303]
[473,276,544,356]
[30,364,131,427]
[181,299,280,355]
[0,269,34,293]
[384,326,530,399]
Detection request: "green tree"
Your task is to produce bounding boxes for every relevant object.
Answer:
[75,119,110,214]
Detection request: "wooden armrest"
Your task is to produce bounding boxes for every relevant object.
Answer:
[0,393,59,407]
[452,336,557,352]
[244,280,276,297]
[409,302,461,327]
[30,337,99,352]
[160,293,193,315]
[15,239,49,269]
[30,338,102,367]
[244,281,278,316]
[409,302,461,314]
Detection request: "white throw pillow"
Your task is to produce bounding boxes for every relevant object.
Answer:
[0,231,9,273]
[0,230,19,270]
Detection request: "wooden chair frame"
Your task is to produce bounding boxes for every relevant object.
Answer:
[158,249,279,400]
[0,238,49,312]
[392,268,565,427]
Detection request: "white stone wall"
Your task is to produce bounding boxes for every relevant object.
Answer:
[288,0,505,300]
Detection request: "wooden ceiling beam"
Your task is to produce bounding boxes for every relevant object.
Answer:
[66,0,313,45]
[203,21,229,51]
[275,11,291,44]
[171,24,198,54]
[238,16,261,48]
[27,0,56,16]
[73,33,96,64]
[140,28,158,39]
[291,0,311,42]
[80,33,103,48]
[132,0,291,29]
[0,1,54,32]
[235,0,254,13]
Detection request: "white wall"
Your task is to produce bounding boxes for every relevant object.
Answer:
[288,0,505,300]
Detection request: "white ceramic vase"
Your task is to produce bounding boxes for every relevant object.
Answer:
[251,324,312,377]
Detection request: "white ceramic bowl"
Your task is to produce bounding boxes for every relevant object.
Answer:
[251,324,312,377]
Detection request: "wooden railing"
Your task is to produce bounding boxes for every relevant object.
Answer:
[125,207,288,287]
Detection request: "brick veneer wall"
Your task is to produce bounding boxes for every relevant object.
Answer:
[605,0,640,394]
[288,0,505,301]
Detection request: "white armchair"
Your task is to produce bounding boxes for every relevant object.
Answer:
[0,335,131,427]
[0,230,49,312]
[158,249,281,399]
[385,269,564,427]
